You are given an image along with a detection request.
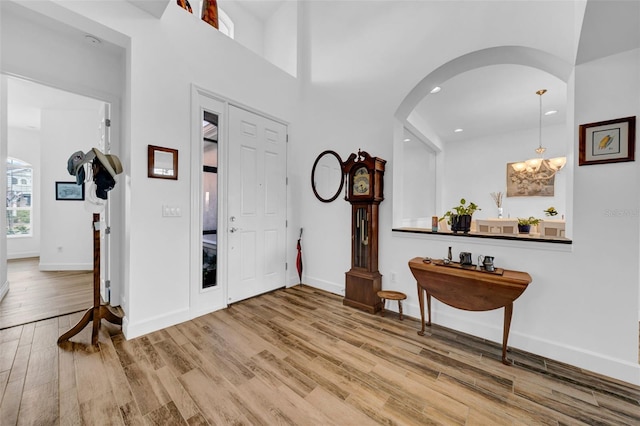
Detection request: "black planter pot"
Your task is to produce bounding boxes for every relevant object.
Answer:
[451,214,472,233]
[518,224,531,234]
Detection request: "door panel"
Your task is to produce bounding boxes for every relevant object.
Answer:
[228,106,287,303]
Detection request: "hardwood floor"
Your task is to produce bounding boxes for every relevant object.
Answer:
[1,258,92,330]
[1,285,639,425]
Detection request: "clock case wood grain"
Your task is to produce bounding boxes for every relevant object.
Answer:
[342,150,386,314]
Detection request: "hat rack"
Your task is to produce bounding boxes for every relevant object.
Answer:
[57,213,123,346]
[59,148,124,346]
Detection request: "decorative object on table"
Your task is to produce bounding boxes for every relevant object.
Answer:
[431,216,438,232]
[459,251,473,265]
[55,182,85,201]
[517,216,541,234]
[508,89,566,197]
[579,116,635,166]
[447,246,452,262]
[342,149,386,314]
[176,0,192,13]
[201,0,219,29]
[543,206,558,217]
[490,191,504,218]
[478,255,495,272]
[440,198,480,233]
[148,145,178,180]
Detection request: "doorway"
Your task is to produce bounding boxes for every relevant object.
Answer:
[190,87,288,318]
[1,76,112,329]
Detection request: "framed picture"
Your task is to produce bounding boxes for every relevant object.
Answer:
[56,182,84,201]
[148,145,178,180]
[579,116,635,166]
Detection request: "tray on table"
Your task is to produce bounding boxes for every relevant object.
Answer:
[424,258,504,275]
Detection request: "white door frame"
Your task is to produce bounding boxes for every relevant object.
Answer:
[190,84,290,316]
[0,72,124,306]
[190,85,228,318]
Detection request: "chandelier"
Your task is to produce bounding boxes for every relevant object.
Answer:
[511,89,566,177]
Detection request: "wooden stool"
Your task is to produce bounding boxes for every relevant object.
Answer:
[377,290,407,320]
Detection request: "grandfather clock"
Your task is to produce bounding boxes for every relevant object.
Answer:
[342,150,386,313]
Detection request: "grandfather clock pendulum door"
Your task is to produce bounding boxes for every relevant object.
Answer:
[343,150,386,313]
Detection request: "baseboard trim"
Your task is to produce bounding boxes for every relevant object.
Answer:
[409,301,640,386]
[7,252,39,260]
[123,307,191,340]
[303,276,344,297]
[38,262,92,271]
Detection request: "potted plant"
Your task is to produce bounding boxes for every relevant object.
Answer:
[543,206,558,217]
[441,198,481,233]
[517,216,541,234]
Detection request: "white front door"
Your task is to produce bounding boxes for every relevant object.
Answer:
[227,105,287,303]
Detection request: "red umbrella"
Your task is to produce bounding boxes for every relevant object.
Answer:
[296,228,303,285]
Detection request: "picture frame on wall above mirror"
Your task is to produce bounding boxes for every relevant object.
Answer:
[148,145,178,180]
[579,116,636,166]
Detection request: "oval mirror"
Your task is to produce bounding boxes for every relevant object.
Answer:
[311,150,344,202]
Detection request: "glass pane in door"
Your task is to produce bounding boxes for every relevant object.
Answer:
[202,111,218,289]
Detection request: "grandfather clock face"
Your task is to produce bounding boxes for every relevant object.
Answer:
[352,166,370,197]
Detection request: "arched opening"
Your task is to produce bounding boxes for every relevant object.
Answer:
[393,46,574,239]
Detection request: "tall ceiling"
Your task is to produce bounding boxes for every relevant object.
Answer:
[6,0,640,144]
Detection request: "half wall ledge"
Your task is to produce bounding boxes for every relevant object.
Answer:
[392,228,572,245]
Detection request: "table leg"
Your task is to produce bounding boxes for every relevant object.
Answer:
[417,283,425,336]
[380,298,386,317]
[426,292,432,326]
[502,303,513,365]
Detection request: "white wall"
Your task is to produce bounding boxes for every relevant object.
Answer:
[293,12,639,386]
[443,124,568,223]
[7,127,41,259]
[45,1,299,337]
[39,109,100,270]
[264,1,297,77]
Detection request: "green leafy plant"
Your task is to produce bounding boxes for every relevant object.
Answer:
[517,216,541,226]
[440,198,481,223]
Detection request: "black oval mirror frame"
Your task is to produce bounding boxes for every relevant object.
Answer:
[311,150,344,203]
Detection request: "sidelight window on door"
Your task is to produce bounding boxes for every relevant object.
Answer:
[202,111,218,288]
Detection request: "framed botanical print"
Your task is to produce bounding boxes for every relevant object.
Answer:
[579,116,635,166]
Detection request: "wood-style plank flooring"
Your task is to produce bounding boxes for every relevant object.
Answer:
[1,258,92,330]
[1,285,639,425]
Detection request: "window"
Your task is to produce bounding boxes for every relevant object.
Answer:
[202,111,218,288]
[6,158,33,237]
[195,2,234,39]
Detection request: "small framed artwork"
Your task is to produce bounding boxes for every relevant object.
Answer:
[579,116,635,166]
[56,182,84,201]
[148,145,178,180]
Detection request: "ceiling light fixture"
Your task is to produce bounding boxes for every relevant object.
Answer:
[84,34,102,45]
[454,128,463,133]
[511,89,566,176]
[430,86,441,94]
